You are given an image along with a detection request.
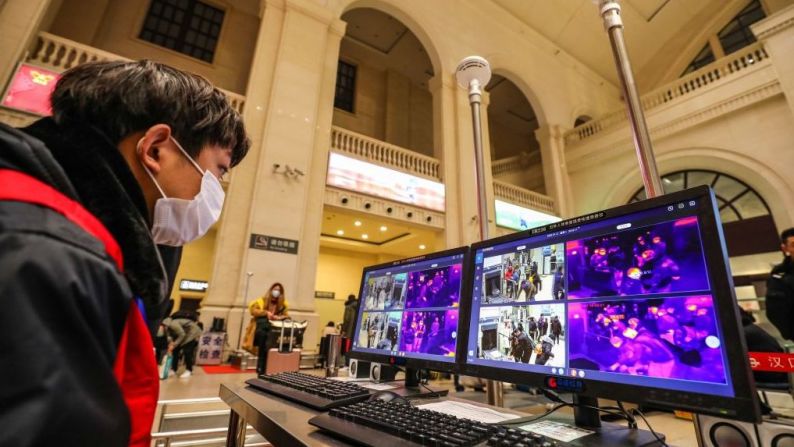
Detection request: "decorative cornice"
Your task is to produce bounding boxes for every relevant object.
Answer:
[567,80,783,173]
[751,4,794,40]
[324,187,446,229]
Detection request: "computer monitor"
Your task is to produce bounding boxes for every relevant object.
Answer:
[348,247,469,375]
[458,186,760,424]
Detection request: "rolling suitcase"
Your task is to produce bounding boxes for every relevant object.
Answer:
[265,319,301,375]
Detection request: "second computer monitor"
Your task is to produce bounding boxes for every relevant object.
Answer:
[348,247,469,372]
[458,186,760,422]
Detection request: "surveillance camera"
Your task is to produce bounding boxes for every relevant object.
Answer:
[407,212,413,218]
[364,203,371,209]
[341,197,349,204]
[294,168,305,176]
[386,207,393,214]
[426,216,432,223]
[272,163,281,171]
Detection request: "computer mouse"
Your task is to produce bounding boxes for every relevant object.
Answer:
[368,390,409,404]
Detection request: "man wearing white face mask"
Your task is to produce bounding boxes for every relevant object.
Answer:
[0,60,249,447]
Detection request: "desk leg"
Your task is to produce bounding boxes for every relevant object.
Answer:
[226,409,247,447]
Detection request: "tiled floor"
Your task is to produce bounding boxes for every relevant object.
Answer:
[160,366,702,446]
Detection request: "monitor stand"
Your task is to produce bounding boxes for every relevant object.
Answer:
[523,396,665,447]
[393,367,449,399]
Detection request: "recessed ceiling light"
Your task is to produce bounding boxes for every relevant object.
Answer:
[419,244,426,250]
[362,234,369,240]
[354,221,362,227]
[336,230,344,236]
[380,226,388,232]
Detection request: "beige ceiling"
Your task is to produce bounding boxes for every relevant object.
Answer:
[320,206,441,258]
[490,0,735,90]
[341,8,434,88]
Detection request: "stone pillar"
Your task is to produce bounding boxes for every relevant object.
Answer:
[385,69,411,148]
[430,75,496,248]
[535,124,574,218]
[0,0,52,87]
[752,4,794,117]
[204,0,346,351]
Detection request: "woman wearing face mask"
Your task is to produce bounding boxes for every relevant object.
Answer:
[249,283,290,376]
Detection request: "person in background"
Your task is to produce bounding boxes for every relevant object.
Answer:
[249,283,290,376]
[164,315,202,378]
[767,228,794,341]
[341,294,359,340]
[0,60,249,446]
[739,309,787,385]
[154,299,176,362]
[323,321,339,337]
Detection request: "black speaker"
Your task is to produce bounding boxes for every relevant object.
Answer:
[696,414,794,446]
[370,363,397,383]
[348,359,371,378]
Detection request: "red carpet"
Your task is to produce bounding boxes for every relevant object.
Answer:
[201,364,250,374]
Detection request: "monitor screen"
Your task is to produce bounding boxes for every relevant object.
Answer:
[459,186,759,421]
[349,247,468,371]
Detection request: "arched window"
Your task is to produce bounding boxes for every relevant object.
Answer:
[574,115,592,127]
[629,170,778,256]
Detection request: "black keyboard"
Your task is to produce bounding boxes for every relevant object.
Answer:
[309,399,561,446]
[245,372,371,410]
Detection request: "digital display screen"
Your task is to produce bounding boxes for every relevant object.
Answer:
[352,252,465,363]
[326,152,445,212]
[1,64,60,116]
[466,199,736,397]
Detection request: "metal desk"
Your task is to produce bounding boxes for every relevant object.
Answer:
[219,382,525,447]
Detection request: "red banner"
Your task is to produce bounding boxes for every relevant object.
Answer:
[748,352,794,372]
[1,63,60,115]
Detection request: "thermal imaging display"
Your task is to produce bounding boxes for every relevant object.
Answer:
[465,197,737,398]
[566,217,709,299]
[352,251,466,363]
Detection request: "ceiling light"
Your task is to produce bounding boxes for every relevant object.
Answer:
[380,226,388,232]
[362,234,369,240]
[336,230,344,236]
[354,221,362,227]
[419,244,426,250]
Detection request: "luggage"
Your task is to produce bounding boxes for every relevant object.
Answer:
[160,353,173,380]
[265,319,301,375]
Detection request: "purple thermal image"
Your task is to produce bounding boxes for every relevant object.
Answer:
[405,264,462,308]
[567,296,727,384]
[566,217,709,299]
[398,310,458,357]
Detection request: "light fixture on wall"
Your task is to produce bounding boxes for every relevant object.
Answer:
[336,230,344,236]
[362,234,369,240]
[354,221,362,227]
[419,244,426,250]
[380,226,387,232]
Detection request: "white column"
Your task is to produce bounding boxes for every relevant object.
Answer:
[204,0,346,350]
[0,0,52,87]
[535,124,574,218]
[752,4,794,117]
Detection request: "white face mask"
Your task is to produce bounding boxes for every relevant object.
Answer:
[271,290,281,298]
[138,137,225,246]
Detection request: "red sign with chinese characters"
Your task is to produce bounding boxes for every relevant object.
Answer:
[1,64,60,116]
[748,352,794,372]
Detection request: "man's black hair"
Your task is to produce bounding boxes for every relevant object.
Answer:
[782,228,794,244]
[51,60,249,167]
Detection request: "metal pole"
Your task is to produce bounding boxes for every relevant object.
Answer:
[457,56,504,407]
[236,272,253,350]
[599,0,663,199]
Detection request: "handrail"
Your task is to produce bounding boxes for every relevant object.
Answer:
[565,42,770,144]
[491,152,541,176]
[493,180,556,214]
[330,125,441,181]
[26,32,245,114]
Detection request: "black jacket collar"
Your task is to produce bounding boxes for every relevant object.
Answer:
[20,118,168,329]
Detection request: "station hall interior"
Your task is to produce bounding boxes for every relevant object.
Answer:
[2,0,794,445]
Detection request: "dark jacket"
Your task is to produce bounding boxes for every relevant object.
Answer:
[766,259,794,340]
[741,310,788,384]
[0,118,168,446]
[342,297,359,339]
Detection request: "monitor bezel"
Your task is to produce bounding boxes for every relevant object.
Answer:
[347,246,471,374]
[456,186,760,422]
